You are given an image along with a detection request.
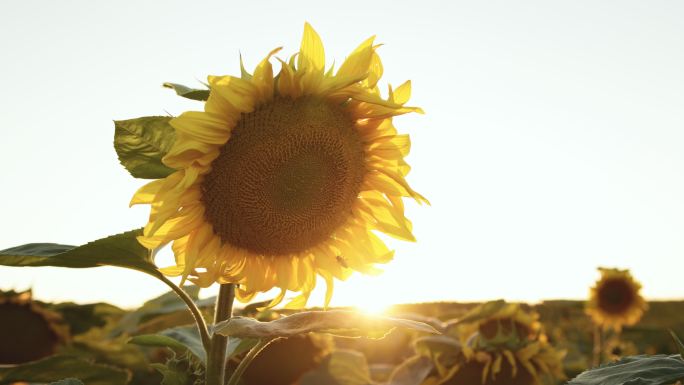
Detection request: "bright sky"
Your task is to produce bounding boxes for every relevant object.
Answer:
[1,1,683,310]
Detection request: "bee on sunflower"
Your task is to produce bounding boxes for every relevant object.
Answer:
[586,267,647,332]
[130,23,426,308]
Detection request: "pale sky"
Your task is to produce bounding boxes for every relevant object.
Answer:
[1,1,683,309]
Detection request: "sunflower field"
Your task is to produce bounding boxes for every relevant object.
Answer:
[3,4,684,385]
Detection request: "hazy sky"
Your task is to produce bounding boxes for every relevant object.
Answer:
[1,1,683,309]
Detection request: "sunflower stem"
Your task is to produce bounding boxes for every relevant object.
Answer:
[592,324,603,367]
[206,283,235,385]
[225,339,274,385]
[158,275,211,352]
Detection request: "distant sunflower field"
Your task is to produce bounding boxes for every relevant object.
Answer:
[1,23,684,385]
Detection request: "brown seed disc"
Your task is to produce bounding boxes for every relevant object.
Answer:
[597,278,636,315]
[201,97,365,256]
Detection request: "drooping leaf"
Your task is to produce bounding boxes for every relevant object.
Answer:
[395,313,445,334]
[214,310,438,339]
[130,325,206,363]
[114,116,176,179]
[386,356,434,385]
[300,350,372,385]
[49,379,86,385]
[414,335,462,357]
[413,335,461,377]
[163,82,210,101]
[0,355,130,385]
[567,354,684,385]
[670,330,684,358]
[452,300,507,325]
[0,229,160,277]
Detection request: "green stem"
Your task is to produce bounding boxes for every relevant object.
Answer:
[158,274,211,352]
[206,284,235,385]
[592,324,602,367]
[226,339,274,385]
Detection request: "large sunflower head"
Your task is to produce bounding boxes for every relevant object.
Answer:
[586,267,647,331]
[132,23,426,307]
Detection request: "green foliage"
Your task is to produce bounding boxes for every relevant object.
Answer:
[50,379,86,385]
[130,326,206,363]
[568,355,684,385]
[152,363,191,385]
[226,336,259,359]
[52,302,126,335]
[163,83,210,101]
[0,229,160,277]
[112,286,202,336]
[670,330,684,358]
[114,116,176,179]
[413,335,461,378]
[0,355,130,385]
[385,356,433,385]
[301,351,433,385]
[449,299,507,326]
[300,350,372,385]
[215,310,438,339]
[151,352,203,385]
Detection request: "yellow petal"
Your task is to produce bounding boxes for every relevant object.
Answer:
[337,36,375,80]
[130,179,166,207]
[298,22,325,72]
[170,111,230,145]
[252,47,282,103]
[391,80,412,105]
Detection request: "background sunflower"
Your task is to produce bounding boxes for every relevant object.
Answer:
[586,267,647,331]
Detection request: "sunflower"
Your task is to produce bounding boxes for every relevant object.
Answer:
[453,302,541,352]
[0,290,68,364]
[438,301,565,385]
[586,267,647,331]
[131,23,426,307]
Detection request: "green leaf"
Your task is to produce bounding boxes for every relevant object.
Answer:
[214,310,439,340]
[0,355,130,385]
[386,356,434,385]
[414,335,461,357]
[151,363,191,385]
[52,302,126,335]
[163,82,210,101]
[112,286,203,336]
[130,325,206,363]
[671,330,684,358]
[114,116,176,179]
[413,335,461,376]
[567,355,684,385]
[452,299,507,325]
[50,379,86,385]
[0,229,160,277]
[300,350,372,385]
[226,336,259,359]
